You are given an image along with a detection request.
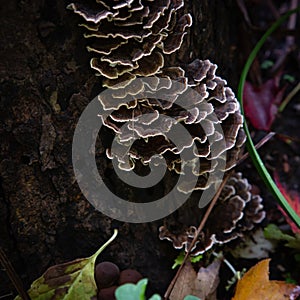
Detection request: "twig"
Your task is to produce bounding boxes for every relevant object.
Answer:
[285,0,298,48]
[0,247,30,300]
[237,132,276,165]
[164,172,232,299]
[275,132,300,143]
[0,292,13,299]
[237,130,300,166]
[236,0,255,29]
[270,0,298,74]
[278,81,300,112]
[266,0,280,19]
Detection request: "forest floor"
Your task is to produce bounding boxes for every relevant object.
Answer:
[1,1,300,299]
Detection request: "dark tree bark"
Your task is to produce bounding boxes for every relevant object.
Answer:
[0,0,241,297]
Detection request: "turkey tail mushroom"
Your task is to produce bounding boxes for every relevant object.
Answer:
[100,60,246,191]
[67,0,192,88]
[159,172,266,255]
[68,0,265,253]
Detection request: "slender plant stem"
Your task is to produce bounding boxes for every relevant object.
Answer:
[212,252,238,278]
[278,82,300,112]
[237,7,300,228]
[237,132,275,165]
[0,292,13,299]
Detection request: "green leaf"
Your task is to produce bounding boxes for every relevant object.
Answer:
[172,251,203,269]
[115,279,162,300]
[237,7,300,229]
[294,253,300,262]
[190,254,203,264]
[148,294,162,300]
[284,273,298,285]
[183,296,201,300]
[264,224,294,241]
[115,278,148,300]
[285,238,300,250]
[264,224,300,250]
[282,74,295,83]
[15,230,118,300]
[261,60,274,69]
[172,251,185,269]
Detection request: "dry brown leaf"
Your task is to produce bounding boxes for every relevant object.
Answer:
[197,258,221,300]
[170,258,222,300]
[232,259,300,300]
[170,261,199,300]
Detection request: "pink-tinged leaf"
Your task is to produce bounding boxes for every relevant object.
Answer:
[243,77,286,131]
[274,171,300,234]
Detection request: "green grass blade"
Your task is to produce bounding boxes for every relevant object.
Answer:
[237,7,300,228]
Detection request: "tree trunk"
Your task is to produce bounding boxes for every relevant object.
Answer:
[0,0,240,297]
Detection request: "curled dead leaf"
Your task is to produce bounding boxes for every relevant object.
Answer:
[170,261,199,300]
[170,258,221,300]
[232,259,300,300]
[196,259,221,300]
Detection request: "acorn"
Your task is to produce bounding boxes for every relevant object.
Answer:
[97,285,117,300]
[95,262,120,289]
[119,269,143,285]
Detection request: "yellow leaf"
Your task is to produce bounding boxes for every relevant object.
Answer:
[15,230,118,300]
[232,259,300,300]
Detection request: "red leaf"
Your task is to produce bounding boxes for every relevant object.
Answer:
[274,171,300,234]
[243,77,286,131]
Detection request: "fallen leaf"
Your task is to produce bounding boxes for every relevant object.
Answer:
[170,261,199,300]
[196,258,221,300]
[15,230,118,300]
[232,259,300,300]
[243,77,285,131]
[274,171,300,234]
[264,224,300,250]
[170,258,221,300]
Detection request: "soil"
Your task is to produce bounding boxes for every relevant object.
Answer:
[0,0,299,299]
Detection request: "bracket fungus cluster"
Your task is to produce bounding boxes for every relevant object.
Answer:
[159,173,266,255]
[67,0,192,88]
[100,59,246,192]
[69,0,265,253]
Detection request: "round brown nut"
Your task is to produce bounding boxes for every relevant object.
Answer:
[95,262,120,289]
[97,285,117,300]
[119,269,143,285]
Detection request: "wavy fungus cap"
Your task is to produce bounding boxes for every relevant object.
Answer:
[102,59,246,191]
[159,172,266,255]
[67,0,192,87]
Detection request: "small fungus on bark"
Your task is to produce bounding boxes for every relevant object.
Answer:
[159,173,266,255]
